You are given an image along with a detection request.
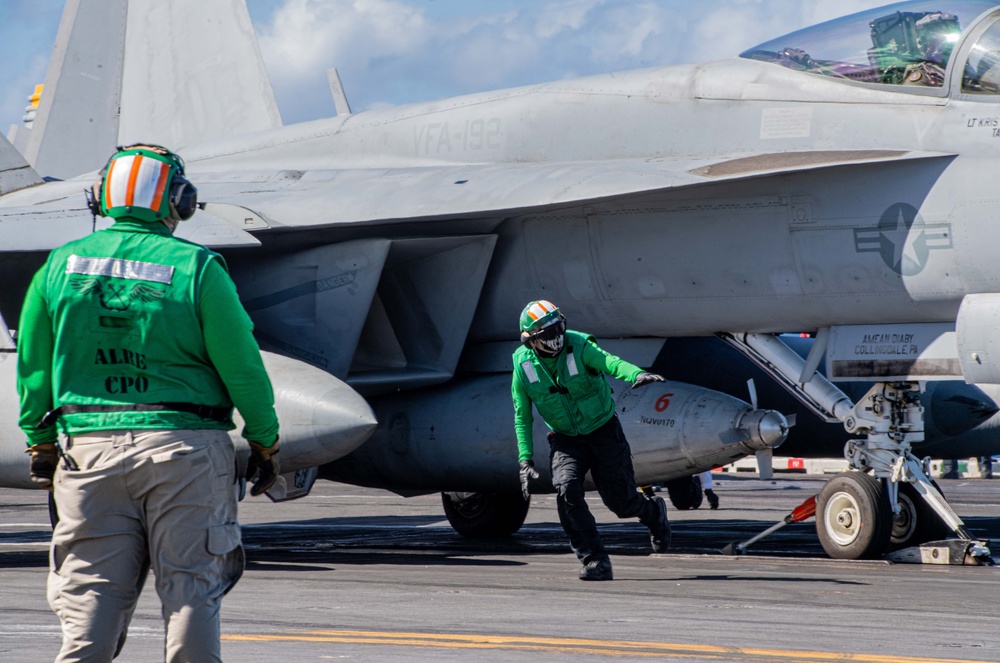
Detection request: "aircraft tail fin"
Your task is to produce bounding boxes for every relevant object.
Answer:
[0,133,44,195]
[23,0,282,181]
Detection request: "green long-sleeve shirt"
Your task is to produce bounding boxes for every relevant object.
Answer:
[17,219,278,447]
[512,333,643,462]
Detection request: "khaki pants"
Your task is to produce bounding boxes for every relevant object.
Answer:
[48,430,243,663]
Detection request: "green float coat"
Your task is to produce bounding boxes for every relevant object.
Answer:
[512,330,643,462]
[17,219,278,447]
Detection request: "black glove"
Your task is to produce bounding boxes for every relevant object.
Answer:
[519,460,540,501]
[27,443,59,491]
[246,438,280,497]
[632,372,666,389]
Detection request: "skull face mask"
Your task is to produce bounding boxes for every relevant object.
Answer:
[525,318,566,357]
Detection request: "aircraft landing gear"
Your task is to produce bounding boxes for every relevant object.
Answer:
[665,475,704,510]
[441,491,529,538]
[718,333,991,563]
[816,472,892,559]
[890,481,950,550]
[818,381,992,563]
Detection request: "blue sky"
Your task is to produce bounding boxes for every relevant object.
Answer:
[0,0,892,136]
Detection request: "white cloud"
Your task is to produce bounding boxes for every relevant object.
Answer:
[251,0,897,123]
[256,0,437,121]
[258,0,430,79]
[0,0,905,131]
[535,0,599,39]
[583,3,676,66]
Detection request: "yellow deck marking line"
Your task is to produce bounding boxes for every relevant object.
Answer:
[222,629,984,663]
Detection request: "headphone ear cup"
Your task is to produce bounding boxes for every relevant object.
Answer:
[168,176,198,221]
[85,181,104,216]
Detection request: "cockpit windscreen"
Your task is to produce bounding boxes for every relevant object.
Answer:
[740,1,996,87]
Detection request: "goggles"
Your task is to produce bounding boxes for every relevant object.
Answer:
[527,319,566,343]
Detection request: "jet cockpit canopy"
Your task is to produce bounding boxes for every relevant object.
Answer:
[740,0,997,88]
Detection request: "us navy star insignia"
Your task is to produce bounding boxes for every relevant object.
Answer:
[853,203,952,276]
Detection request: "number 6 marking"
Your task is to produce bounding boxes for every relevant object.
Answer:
[655,393,673,412]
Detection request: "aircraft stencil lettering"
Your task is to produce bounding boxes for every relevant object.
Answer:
[854,203,952,276]
[965,116,1000,128]
[253,331,331,369]
[639,416,676,427]
[414,118,502,155]
[242,270,357,312]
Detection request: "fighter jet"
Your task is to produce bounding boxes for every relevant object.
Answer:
[2,0,1000,562]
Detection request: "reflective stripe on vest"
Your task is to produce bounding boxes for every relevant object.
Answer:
[67,254,174,284]
[521,360,539,383]
[566,347,579,376]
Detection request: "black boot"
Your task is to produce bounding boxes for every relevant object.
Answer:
[979,456,994,479]
[705,488,719,510]
[579,558,613,581]
[648,496,670,553]
[940,459,960,480]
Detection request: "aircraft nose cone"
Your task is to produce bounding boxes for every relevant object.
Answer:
[243,352,378,473]
[738,409,790,451]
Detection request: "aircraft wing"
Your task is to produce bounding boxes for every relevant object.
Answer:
[0,204,260,251]
[0,149,951,247]
[0,169,260,250]
[191,149,952,229]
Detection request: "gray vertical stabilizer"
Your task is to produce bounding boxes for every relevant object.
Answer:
[118,0,282,150]
[24,0,282,181]
[23,0,127,181]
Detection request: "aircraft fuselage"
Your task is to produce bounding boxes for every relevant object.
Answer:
[171,57,1000,344]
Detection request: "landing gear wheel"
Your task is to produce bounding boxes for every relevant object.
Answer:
[665,475,704,510]
[817,472,892,560]
[441,491,529,538]
[889,481,952,550]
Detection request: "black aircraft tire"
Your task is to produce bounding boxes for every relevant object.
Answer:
[665,475,704,510]
[441,491,530,538]
[889,481,953,550]
[816,472,892,560]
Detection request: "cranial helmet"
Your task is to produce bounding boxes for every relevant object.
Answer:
[85,144,198,224]
[519,300,567,357]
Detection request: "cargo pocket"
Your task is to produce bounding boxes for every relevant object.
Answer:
[151,443,204,464]
[208,523,245,595]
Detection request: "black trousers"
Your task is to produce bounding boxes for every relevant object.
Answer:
[549,415,658,564]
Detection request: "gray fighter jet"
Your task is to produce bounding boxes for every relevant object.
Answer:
[2,0,1000,561]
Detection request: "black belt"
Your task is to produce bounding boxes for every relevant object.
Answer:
[39,403,231,429]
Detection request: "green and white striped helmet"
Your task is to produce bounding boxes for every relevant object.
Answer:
[87,143,197,224]
[519,300,567,356]
[519,300,562,332]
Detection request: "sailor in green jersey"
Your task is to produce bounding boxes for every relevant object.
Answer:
[17,144,279,662]
[512,300,670,581]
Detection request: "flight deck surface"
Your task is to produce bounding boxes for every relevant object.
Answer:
[0,474,997,662]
